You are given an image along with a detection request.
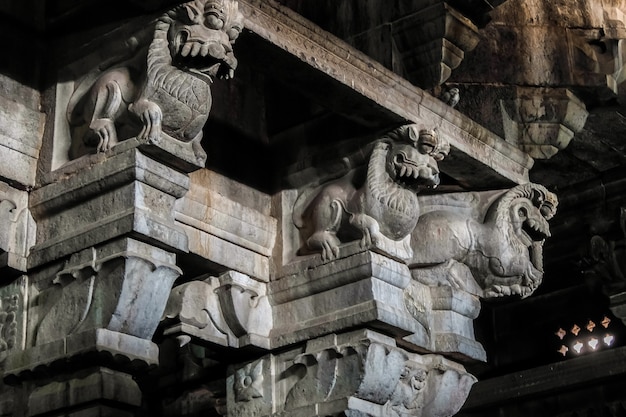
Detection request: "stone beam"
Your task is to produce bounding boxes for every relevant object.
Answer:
[239,0,533,188]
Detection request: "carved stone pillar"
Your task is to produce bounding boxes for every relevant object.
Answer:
[2,0,246,415]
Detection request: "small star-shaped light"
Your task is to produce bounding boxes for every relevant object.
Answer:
[557,345,569,356]
[555,328,566,340]
[588,337,599,350]
[586,320,596,332]
[573,340,584,354]
[571,324,581,336]
[604,334,615,346]
[602,316,611,328]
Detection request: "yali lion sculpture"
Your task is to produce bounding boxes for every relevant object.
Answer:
[66,0,244,159]
[410,183,558,298]
[294,125,449,261]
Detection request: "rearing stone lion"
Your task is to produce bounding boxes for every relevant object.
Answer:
[67,0,244,160]
[410,183,558,298]
[295,125,449,261]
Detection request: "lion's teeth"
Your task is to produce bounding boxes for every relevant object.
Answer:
[405,166,413,178]
[400,166,407,177]
[190,43,201,57]
[181,43,192,57]
[201,43,210,57]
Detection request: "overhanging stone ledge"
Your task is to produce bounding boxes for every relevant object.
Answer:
[239,0,533,187]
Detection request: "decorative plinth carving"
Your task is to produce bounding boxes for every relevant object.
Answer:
[271,247,425,350]
[225,330,476,417]
[163,270,272,349]
[501,87,588,159]
[29,146,190,269]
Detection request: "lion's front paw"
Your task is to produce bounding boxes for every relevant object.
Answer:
[308,231,340,261]
[87,118,118,152]
[129,99,162,142]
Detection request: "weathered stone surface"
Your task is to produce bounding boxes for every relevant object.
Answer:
[226,330,476,417]
[29,145,189,268]
[0,184,35,275]
[175,169,276,280]
[0,93,44,188]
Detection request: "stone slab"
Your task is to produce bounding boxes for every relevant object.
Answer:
[239,0,533,187]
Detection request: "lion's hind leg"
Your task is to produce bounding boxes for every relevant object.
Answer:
[306,199,343,261]
[86,75,125,152]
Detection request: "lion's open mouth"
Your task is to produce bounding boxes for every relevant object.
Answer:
[393,154,439,191]
[521,216,551,246]
[173,33,233,81]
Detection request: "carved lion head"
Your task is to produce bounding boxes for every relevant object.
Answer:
[168,0,244,80]
[384,125,449,193]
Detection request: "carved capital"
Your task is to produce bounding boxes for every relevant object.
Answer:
[162,270,272,349]
[35,239,180,346]
[500,87,588,159]
[227,331,476,417]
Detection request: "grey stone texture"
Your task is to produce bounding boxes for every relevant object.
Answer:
[10,0,623,416]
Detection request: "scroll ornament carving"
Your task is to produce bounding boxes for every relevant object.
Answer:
[295,125,449,261]
[66,0,244,159]
[410,183,558,298]
[162,271,271,348]
[36,250,181,345]
[284,342,475,417]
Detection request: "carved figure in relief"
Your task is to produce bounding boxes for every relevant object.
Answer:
[67,0,243,156]
[295,125,449,261]
[410,183,558,298]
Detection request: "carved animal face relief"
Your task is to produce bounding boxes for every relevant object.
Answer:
[168,0,244,81]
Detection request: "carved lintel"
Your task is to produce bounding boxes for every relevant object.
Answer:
[35,239,180,346]
[162,270,272,349]
[392,3,480,88]
[500,87,588,159]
